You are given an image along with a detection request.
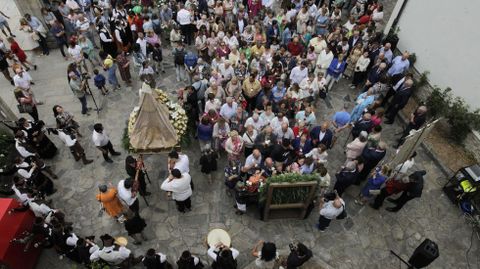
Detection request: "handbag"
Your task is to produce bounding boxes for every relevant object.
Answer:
[336,204,347,219]
[17,103,33,114]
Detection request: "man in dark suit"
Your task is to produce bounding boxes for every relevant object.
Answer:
[395,105,428,148]
[382,73,413,107]
[386,170,426,212]
[356,141,387,184]
[310,122,333,148]
[363,62,387,92]
[347,30,362,55]
[333,161,358,196]
[236,12,248,34]
[351,113,373,139]
[385,78,414,124]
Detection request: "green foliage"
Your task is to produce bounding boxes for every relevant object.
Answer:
[415,71,430,89]
[259,173,319,204]
[0,131,14,170]
[426,87,480,142]
[408,53,417,65]
[89,260,111,269]
[122,125,131,152]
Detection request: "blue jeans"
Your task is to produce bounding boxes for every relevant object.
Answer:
[78,95,88,114]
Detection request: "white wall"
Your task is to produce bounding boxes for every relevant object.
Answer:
[396,0,480,108]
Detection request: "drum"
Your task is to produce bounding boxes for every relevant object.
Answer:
[207,229,231,248]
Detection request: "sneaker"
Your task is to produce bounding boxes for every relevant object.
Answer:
[105,158,114,163]
[111,151,121,156]
[34,65,37,70]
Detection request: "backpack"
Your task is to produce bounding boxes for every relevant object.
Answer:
[174,48,186,65]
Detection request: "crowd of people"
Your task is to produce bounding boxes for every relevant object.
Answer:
[0,0,434,268]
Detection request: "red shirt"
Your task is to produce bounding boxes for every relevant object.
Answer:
[358,15,372,25]
[10,41,26,62]
[287,42,304,56]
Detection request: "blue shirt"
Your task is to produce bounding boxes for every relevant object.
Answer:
[333,111,351,127]
[184,53,198,68]
[271,86,286,103]
[387,56,410,76]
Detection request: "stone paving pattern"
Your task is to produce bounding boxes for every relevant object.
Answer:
[1,1,479,267]
[0,46,477,269]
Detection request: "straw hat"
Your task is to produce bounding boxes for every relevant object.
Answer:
[207,229,231,247]
[114,236,128,246]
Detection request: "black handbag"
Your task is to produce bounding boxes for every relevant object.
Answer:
[17,103,33,114]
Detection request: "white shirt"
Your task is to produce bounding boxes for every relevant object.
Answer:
[136,38,148,57]
[58,130,77,147]
[90,245,131,264]
[245,117,265,132]
[394,158,415,175]
[13,72,33,90]
[76,18,90,31]
[319,199,345,219]
[242,130,258,148]
[204,99,222,112]
[274,127,295,142]
[11,185,29,205]
[92,130,110,147]
[219,102,238,120]
[68,45,83,62]
[245,153,262,168]
[160,173,192,201]
[117,180,137,206]
[175,154,190,173]
[66,233,79,246]
[305,148,328,164]
[15,139,35,158]
[176,9,191,25]
[270,116,289,131]
[218,64,235,81]
[316,50,334,70]
[16,162,35,179]
[289,66,308,85]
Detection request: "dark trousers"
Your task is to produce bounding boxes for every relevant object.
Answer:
[381,88,396,107]
[100,141,116,160]
[385,104,401,122]
[56,40,68,57]
[317,215,332,231]
[372,187,389,209]
[175,197,191,212]
[352,71,366,86]
[388,192,416,211]
[243,94,257,113]
[38,34,50,55]
[180,24,193,45]
[78,95,88,114]
[129,199,140,214]
[29,106,39,122]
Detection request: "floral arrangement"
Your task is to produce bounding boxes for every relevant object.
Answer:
[125,88,189,151]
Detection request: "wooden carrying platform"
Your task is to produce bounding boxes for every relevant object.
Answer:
[262,181,317,221]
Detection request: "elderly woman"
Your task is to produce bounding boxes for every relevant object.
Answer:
[344,43,363,78]
[350,88,375,122]
[78,34,100,66]
[225,130,244,161]
[242,124,258,157]
[213,118,231,152]
[116,51,132,84]
[345,131,368,163]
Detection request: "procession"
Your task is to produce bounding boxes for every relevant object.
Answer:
[0,0,477,268]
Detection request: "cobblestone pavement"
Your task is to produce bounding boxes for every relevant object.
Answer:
[0,45,477,269]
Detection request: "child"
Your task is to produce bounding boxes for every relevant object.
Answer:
[93,69,108,95]
[7,37,36,71]
[151,43,164,74]
[172,41,186,82]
